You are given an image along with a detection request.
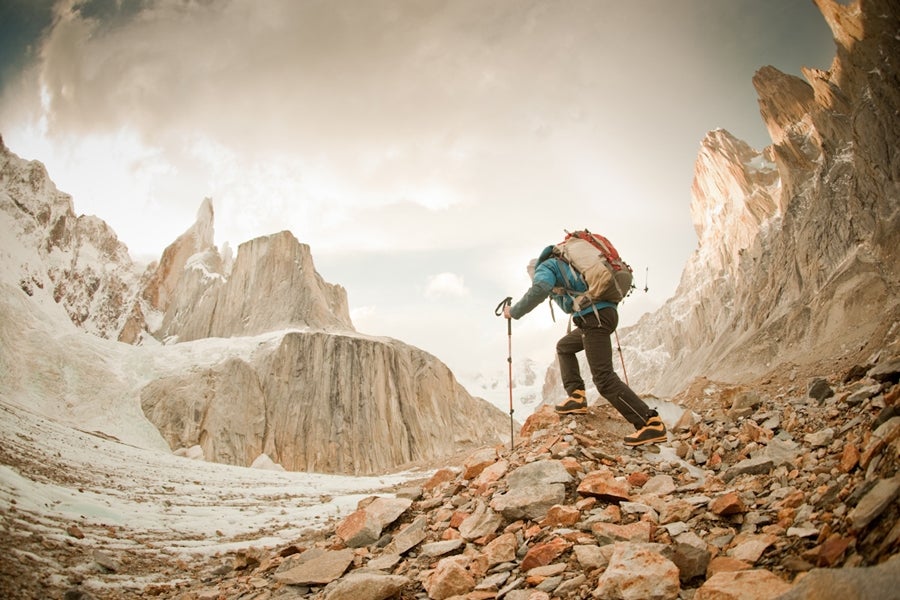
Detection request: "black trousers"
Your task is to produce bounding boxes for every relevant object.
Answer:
[556,307,652,429]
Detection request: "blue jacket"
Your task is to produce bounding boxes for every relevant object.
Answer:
[509,252,617,320]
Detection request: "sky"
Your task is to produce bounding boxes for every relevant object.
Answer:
[0,0,837,403]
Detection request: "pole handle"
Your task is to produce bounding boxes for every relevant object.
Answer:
[495,296,512,335]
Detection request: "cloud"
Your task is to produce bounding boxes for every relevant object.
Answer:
[424,272,469,300]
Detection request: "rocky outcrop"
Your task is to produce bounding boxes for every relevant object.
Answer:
[137,201,354,343]
[619,0,900,397]
[0,135,142,340]
[140,330,510,475]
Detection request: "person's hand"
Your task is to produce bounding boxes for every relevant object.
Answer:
[503,305,512,319]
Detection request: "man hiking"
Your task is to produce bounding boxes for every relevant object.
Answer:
[502,242,667,447]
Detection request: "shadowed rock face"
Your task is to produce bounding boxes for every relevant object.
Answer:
[620,0,900,397]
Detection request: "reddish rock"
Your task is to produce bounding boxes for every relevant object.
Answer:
[710,492,747,516]
[627,471,650,487]
[423,468,458,492]
[577,469,631,502]
[706,556,752,578]
[560,456,582,475]
[425,555,475,600]
[803,534,853,567]
[520,537,571,571]
[592,521,653,544]
[481,532,518,566]
[462,447,498,480]
[540,504,581,527]
[839,442,860,472]
[520,406,561,438]
[694,569,791,600]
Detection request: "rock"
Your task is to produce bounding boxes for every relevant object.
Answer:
[722,456,775,483]
[593,542,680,600]
[694,569,791,600]
[764,438,802,467]
[706,556,752,578]
[473,458,509,487]
[858,417,900,468]
[540,504,581,527]
[577,469,632,502]
[458,500,502,541]
[642,474,677,496]
[774,554,900,599]
[385,515,427,555]
[520,537,571,571]
[425,555,475,600]
[808,379,835,402]
[846,474,900,530]
[867,358,900,383]
[709,492,747,516]
[729,391,763,419]
[673,531,712,582]
[336,497,412,548]
[839,443,860,472]
[275,549,354,585]
[323,571,411,600]
[574,544,609,570]
[491,482,566,521]
[727,534,778,564]
[506,459,573,489]
[804,427,834,448]
[592,521,653,544]
[463,447,499,480]
[92,550,120,572]
[844,384,882,406]
[420,539,465,558]
[481,532,518,565]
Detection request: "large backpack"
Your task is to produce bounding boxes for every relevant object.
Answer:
[553,229,634,308]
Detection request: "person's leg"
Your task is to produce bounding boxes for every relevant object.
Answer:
[579,309,666,444]
[579,308,652,427]
[555,328,587,413]
[556,328,585,395]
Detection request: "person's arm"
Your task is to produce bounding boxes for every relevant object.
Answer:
[508,265,555,319]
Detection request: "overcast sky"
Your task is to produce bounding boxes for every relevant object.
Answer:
[0,0,836,402]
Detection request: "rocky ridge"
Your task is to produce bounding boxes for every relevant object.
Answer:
[87,355,898,600]
[618,0,900,397]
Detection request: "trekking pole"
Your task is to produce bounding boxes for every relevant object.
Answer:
[614,330,629,386]
[494,297,515,451]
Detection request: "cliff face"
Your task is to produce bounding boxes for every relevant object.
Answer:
[141,331,509,475]
[620,0,900,396]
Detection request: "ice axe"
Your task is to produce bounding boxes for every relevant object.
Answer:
[494,296,515,451]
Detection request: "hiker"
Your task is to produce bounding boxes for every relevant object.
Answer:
[502,244,667,447]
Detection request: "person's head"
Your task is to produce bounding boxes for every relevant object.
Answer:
[527,245,556,280]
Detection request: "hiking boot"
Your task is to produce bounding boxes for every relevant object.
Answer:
[624,413,667,446]
[555,390,588,415]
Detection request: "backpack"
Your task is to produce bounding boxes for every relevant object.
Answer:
[553,229,634,308]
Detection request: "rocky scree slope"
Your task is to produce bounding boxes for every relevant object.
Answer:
[45,355,899,600]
